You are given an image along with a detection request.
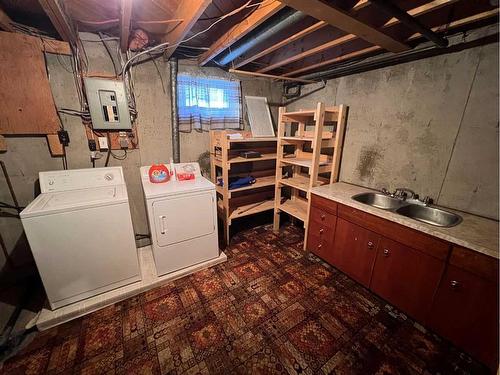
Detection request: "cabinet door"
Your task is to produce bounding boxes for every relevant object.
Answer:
[428,264,499,369]
[370,237,444,322]
[332,218,380,287]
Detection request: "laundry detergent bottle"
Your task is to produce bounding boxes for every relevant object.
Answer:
[148,164,170,183]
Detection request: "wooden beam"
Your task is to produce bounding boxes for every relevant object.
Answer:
[284,8,500,78]
[0,5,14,32]
[278,0,409,53]
[232,0,371,69]
[384,0,460,28]
[120,0,132,52]
[283,46,381,77]
[198,0,285,66]
[163,0,212,59]
[41,38,72,55]
[259,33,357,73]
[38,0,77,44]
[258,0,458,73]
[229,68,317,84]
[352,0,370,12]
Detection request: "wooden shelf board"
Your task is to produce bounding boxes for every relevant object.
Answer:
[278,199,308,222]
[281,158,331,169]
[229,199,275,220]
[228,153,277,164]
[228,137,277,143]
[281,136,335,147]
[219,175,276,195]
[279,175,328,192]
[282,108,338,121]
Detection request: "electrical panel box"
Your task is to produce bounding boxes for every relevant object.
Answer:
[84,78,132,130]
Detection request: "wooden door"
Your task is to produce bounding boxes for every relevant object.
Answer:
[332,218,380,287]
[370,237,444,322]
[428,264,499,369]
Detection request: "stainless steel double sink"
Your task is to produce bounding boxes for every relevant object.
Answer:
[352,192,462,227]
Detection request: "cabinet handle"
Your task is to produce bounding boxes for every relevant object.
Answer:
[383,249,390,257]
[320,214,326,220]
[450,280,460,289]
[367,241,374,249]
[319,228,324,234]
[317,244,322,249]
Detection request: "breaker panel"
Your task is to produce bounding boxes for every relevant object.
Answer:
[84,78,132,130]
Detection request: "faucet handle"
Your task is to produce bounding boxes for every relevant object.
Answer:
[422,196,433,205]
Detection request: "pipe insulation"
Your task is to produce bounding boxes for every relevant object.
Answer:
[216,9,306,66]
[170,57,180,163]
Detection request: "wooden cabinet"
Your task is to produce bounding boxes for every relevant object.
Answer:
[306,195,337,263]
[332,218,380,287]
[370,237,444,322]
[306,196,499,369]
[429,247,499,369]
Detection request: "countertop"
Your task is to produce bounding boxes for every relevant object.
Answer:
[311,182,499,259]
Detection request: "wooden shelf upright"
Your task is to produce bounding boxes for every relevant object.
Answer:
[273,102,347,245]
[210,130,277,245]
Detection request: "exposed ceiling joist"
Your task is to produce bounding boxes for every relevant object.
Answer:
[284,8,499,78]
[352,0,370,12]
[0,5,14,32]
[163,0,212,59]
[278,0,409,53]
[370,0,449,47]
[38,0,78,45]
[232,0,370,69]
[198,0,285,66]
[258,0,459,74]
[234,21,326,69]
[120,0,132,52]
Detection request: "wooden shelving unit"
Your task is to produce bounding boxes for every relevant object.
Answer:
[210,130,277,245]
[273,102,348,245]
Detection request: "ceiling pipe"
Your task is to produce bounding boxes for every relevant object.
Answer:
[216,8,306,66]
[369,0,449,47]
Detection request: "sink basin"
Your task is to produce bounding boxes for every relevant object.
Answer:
[352,192,406,210]
[396,204,462,227]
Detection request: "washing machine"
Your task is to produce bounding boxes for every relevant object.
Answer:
[20,167,141,309]
[140,163,219,276]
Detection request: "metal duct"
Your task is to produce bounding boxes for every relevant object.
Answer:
[170,58,180,163]
[216,9,306,66]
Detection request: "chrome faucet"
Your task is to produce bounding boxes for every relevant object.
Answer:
[394,187,416,199]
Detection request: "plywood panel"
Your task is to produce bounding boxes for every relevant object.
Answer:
[0,32,60,134]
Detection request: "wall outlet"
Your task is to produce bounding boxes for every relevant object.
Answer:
[98,137,109,150]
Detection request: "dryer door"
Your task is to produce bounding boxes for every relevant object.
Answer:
[153,191,215,247]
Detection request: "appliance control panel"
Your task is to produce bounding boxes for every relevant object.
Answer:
[39,167,125,193]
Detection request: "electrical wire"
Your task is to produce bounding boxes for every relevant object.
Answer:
[120,0,272,77]
[99,32,120,76]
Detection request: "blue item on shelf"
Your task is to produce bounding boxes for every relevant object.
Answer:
[229,176,256,190]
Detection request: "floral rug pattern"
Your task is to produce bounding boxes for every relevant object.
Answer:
[0,224,489,374]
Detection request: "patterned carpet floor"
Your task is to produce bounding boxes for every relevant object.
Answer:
[0,224,490,374]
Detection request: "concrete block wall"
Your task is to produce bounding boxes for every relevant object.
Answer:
[0,34,282,278]
[286,38,499,220]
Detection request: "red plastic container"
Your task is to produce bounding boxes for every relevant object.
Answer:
[148,164,170,183]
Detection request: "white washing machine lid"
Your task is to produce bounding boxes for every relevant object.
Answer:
[20,185,129,218]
